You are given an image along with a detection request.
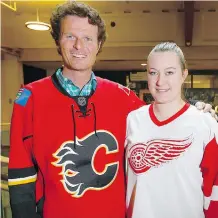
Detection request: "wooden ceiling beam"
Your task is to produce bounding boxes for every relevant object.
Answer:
[184,1,195,47]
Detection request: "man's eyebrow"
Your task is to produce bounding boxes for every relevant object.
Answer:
[62,32,72,35]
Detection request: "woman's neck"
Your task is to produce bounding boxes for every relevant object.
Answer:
[153,98,186,121]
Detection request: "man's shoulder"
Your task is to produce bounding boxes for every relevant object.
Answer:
[96,76,133,96]
[96,76,118,88]
[14,77,52,106]
[25,76,52,91]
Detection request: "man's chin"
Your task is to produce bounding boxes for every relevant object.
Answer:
[64,65,91,72]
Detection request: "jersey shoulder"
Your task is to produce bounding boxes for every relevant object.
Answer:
[25,76,52,91]
[14,76,52,106]
[187,105,218,138]
[127,104,150,119]
[187,105,217,125]
[96,76,136,99]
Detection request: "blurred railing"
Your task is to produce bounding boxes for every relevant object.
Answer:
[1,155,12,218]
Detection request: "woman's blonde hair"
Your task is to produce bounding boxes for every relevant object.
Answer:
[148,42,187,71]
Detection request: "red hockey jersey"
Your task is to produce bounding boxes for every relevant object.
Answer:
[8,73,144,218]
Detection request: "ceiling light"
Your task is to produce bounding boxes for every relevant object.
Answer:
[25,21,50,31]
[141,63,147,66]
[25,9,51,31]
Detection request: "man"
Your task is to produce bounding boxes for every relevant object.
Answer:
[8,2,215,218]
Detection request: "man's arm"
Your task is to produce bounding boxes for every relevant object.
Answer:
[204,176,218,218]
[201,139,218,218]
[116,84,145,114]
[8,88,38,218]
[200,118,218,218]
[190,100,217,121]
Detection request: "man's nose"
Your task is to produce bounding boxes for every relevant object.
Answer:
[73,38,83,50]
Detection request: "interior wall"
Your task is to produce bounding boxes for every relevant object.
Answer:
[1,53,23,124]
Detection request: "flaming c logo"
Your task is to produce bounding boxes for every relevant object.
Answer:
[52,131,119,197]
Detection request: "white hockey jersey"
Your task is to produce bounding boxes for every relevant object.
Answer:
[126,103,218,218]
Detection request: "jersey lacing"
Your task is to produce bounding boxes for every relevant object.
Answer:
[71,102,98,149]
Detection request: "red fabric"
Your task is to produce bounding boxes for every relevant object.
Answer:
[9,94,34,169]
[149,103,190,126]
[201,137,218,218]
[9,76,144,218]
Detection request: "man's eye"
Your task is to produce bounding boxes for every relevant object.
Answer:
[66,34,75,39]
[84,37,92,41]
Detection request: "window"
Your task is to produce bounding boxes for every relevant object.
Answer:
[184,75,191,88]
[193,75,218,88]
[184,74,218,88]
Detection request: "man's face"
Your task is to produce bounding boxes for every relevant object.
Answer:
[59,15,100,72]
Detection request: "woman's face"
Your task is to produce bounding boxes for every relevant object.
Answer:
[147,51,188,104]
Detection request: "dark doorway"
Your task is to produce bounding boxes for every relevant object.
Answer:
[23,64,47,85]
[94,71,129,86]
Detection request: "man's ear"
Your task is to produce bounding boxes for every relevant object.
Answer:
[97,41,102,53]
[55,40,61,55]
[182,69,188,82]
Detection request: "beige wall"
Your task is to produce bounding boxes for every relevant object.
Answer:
[1,2,217,125]
[1,53,24,124]
[2,2,218,71]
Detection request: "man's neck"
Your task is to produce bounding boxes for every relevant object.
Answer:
[62,67,92,89]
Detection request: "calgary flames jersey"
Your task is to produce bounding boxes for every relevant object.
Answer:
[8,73,144,218]
[126,104,218,218]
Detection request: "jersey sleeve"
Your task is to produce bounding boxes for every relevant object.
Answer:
[8,87,38,218]
[117,84,145,113]
[128,90,145,113]
[200,114,218,218]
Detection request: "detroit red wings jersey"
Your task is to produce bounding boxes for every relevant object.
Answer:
[126,103,218,218]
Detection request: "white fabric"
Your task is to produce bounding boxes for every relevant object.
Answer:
[126,105,218,218]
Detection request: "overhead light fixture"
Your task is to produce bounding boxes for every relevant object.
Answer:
[25,21,51,31]
[25,9,51,31]
[141,63,147,66]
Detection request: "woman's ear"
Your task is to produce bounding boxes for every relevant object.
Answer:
[182,69,188,82]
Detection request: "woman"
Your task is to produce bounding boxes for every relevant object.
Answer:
[126,42,218,218]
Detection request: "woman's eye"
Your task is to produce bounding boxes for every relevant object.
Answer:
[149,71,157,75]
[166,71,174,75]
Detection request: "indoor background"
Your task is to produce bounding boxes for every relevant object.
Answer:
[1,1,218,217]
